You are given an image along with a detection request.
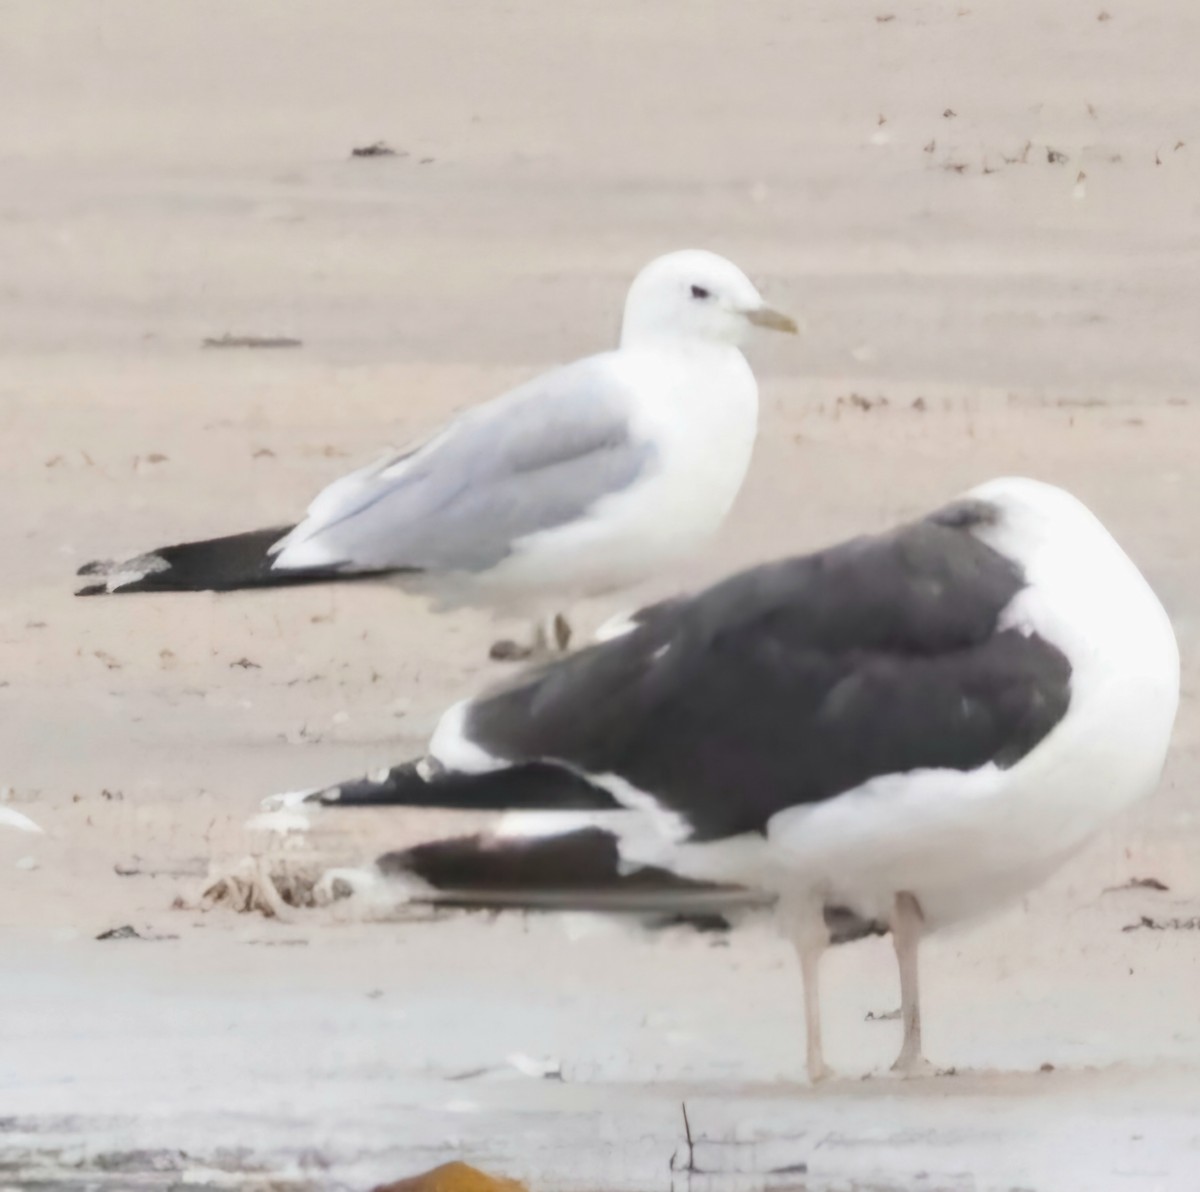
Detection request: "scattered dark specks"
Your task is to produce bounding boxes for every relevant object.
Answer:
[144,452,168,464]
[1104,876,1169,893]
[45,455,64,468]
[1155,150,1162,166]
[865,1008,901,1022]
[1040,1062,1055,1073]
[351,141,401,158]
[93,650,122,670]
[840,393,889,412]
[202,334,302,349]
[877,113,888,126]
[875,13,895,21]
[101,789,124,801]
[943,161,968,173]
[230,657,261,670]
[97,925,143,940]
[769,1162,809,1175]
[943,108,957,119]
[26,621,46,629]
[1003,141,1033,165]
[924,139,936,154]
[1097,9,1111,19]
[419,157,436,165]
[1087,103,1098,118]
[367,989,384,999]
[252,447,276,459]
[912,397,927,411]
[1046,147,1069,164]
[1175,140,1186,152]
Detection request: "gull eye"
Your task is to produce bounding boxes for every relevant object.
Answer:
[690,285,711,300]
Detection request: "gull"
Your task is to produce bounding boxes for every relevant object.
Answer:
[76,250,796,661]
[268,478,1179,1080]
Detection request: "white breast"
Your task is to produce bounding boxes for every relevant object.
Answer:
[475,344,759,609]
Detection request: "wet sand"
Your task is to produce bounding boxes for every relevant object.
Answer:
[4,2,1200,1188]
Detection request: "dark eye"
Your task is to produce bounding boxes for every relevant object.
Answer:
[690,285,711,300]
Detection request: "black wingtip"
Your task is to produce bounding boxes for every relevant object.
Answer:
[75,582,108,597]
[300,760,622,812]
[76,559,107,577]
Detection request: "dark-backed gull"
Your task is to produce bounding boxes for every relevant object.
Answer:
[266,478,1180,1080]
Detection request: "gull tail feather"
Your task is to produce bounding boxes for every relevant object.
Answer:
[375,826,770,931]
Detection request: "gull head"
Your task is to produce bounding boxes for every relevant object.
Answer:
[620,249,797,349]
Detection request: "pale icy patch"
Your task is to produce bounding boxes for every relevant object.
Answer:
[244,807,313,835]
[0,806,43,833]
[258,788,322,814]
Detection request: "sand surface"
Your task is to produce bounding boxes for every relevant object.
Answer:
[4,2,1200,1188]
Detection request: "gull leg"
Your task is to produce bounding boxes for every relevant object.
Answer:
[489,614,573,663]
[489,619,547,662]
[889,890,935,1076]
[786,903,833,1083]
[550,612,573,652]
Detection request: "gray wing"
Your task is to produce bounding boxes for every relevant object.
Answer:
[272,353,655,574]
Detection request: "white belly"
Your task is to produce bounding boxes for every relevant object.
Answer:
[765,670,1177,930]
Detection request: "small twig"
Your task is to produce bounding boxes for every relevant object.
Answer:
[350,141,402,158]
[865,1007,901,1022]
[1123,915,1200,933]
[202,334,302,350]
[669,1101,704,1174]
[1103,876,1169,893]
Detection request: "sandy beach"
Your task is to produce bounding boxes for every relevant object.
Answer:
[4,2,1200,1188]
